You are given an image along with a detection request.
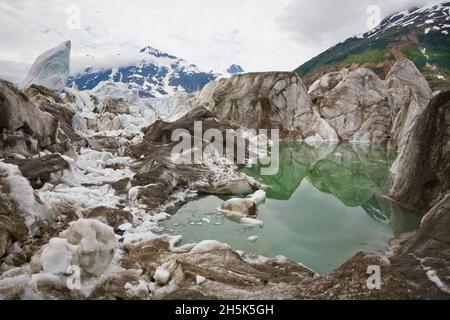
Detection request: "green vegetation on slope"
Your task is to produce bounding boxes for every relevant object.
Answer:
[295,3,450,91]
[401,47,427,70]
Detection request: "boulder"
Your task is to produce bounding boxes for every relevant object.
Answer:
[102,97,130,114]
[312,68,392,144]
[0,80,59,156]
[308,69,349,100]
[4,154,69,189]
[0,161,53,224]
[85,206,133,231]
[0,214,28,259]
[195,72,313,138]
[86,135,130,155]
[23,84,85,151]
[142,107,236,144]
[111,178,130,192]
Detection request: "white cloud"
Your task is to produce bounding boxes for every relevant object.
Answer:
[278,0,443,59]
[0,0,445,83]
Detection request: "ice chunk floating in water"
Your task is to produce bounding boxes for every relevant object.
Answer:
[159,143,423,274]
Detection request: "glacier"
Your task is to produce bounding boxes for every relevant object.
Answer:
[21,41,71,91]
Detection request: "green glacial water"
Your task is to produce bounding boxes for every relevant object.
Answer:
[160,143,423,274]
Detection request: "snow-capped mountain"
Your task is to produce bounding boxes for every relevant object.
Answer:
[361,2,450,39]
[69,46,244,98]
[296,1,450,91]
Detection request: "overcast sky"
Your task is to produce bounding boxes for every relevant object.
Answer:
[0,0,443,82]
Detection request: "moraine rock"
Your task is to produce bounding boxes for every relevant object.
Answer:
[127,107,260,210]
[308,69,349,100]
[102,97,130,114]
[387,90,450,211]
[0,166,30,258]
[385,58,433,174]
[85,134,130,156]
[85,206,133,231]
[386,58,432,119]
[0,215,28,259]
[3,154,69,189]
[142,107,236,144]
[312,68,392,144]
[388,194,450,299]
[0,80,59,156]
[21,41,71,92]
[23,84,84,153]
[195,72,314,138]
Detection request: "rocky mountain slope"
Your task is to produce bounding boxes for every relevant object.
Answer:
[295,2,450,91]
[69,46,243,98]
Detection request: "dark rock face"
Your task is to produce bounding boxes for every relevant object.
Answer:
[388,91,450,211]
[0,170,28,258]
[388,195,450,299]
[0,80,59,156]
[86,135,129,155]
[142,107,236,144]
[0,215,28,258]
[23,84,85,153]
[4,154,69,189]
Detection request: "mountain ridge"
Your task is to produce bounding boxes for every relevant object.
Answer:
[69,46,244,98]
[295,1,450,91]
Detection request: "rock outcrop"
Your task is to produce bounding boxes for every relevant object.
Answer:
[388,90,450,211]
[24,84,85,152]
[195,68,393,144]
[312,68,392,144]
[385,58,433,174]
[195,72,314,138]
[388,194,450,298]
[21,41,71,92]
[308,69,349,100]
